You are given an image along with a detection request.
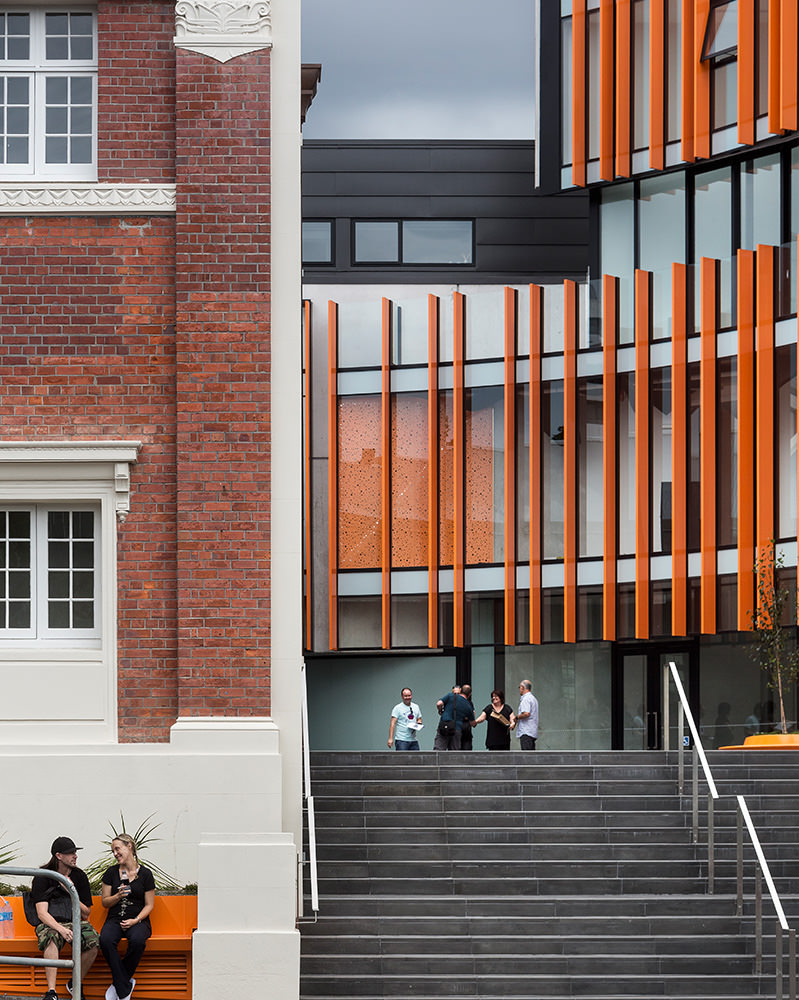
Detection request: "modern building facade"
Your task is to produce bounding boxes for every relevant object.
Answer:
[1,3,304,997]
[303,4,799,754]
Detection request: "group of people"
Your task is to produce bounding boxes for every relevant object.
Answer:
[30,834,154,1000]
[388,681,539,751]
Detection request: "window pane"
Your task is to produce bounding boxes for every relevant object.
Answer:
[302,221,332,264]
[703,1,738,58]
[578,377,603,558]
[543,381,564,559]
[561,16,572,165]
[713,60,737,130]
[48,571,69,599]
[639,173,685,339]
[618,372,636,554]
[72,571,93,599]
[666,0,682,142]
[402,221,473,264]
[8,571,28,598]
[694,166,733,328]
[70,136,91,163]
[354,221,399,263]
[741,152,781,250]
[48,511,70,538]
[6,76,28,103]
[48,541,69,567]
[600,184,635,343]
[72,601,94,628]
[9,601,30,628]
[48,601,69,629]
[73,511,93,538]
[70,76,92,105]
[72,541,93,568]
[8,511,30,537]
[587,10,600,160]
[45,75,67,104]
[651,369,672,554]
[9,541,29,568]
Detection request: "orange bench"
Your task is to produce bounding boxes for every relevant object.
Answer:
[0,895,196,1000]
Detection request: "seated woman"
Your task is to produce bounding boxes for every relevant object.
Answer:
[99,834,155,1000]
[472,690,516,750]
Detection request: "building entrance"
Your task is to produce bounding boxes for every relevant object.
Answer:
[612,641,699,750]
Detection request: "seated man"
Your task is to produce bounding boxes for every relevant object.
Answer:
[434,685,475,750]
[30,836,99,1000]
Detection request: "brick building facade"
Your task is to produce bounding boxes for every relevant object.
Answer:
[1,2,303,996]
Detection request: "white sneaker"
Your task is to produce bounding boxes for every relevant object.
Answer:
[118,979,136,1000]
[105,986,118,1000]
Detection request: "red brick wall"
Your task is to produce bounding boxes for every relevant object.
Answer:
[98,1,176,183]
[0,216,179,742]
[173,49,272,717]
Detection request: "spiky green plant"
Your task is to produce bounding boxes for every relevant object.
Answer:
[83,814,184,892]
[0,831,21,868]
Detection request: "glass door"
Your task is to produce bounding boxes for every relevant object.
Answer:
[613,643,697,749]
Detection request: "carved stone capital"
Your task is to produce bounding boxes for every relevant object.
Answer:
[174,1,272,63]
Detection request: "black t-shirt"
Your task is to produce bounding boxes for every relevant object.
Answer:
[31,866,93,917]
[483,702,513,748]
[102,865,155,922]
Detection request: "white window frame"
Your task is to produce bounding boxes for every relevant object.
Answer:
[0,502,101,642]
[0,6,97,180]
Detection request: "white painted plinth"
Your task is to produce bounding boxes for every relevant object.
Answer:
[192,832,300,999]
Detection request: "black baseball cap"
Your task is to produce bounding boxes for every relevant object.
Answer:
[51,837,81,855]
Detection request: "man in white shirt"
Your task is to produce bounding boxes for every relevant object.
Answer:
[388,688,423,750]
[516,679,539,750]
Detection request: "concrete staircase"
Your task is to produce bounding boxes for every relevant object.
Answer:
[300,750,799,999]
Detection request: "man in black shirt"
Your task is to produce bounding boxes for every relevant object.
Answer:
[30,836,99,1000]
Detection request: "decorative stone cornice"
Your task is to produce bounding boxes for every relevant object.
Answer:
[0,441,142,522]
[174,0,272,62]
[0,183,176,215]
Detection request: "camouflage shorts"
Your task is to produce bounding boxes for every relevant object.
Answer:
[36,920,100,953]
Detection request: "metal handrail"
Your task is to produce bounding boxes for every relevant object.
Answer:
[0,866,83,997]
[666,661,796,995]
[301,661,319,916]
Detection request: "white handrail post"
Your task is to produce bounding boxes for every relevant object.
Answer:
[707,793,714,893]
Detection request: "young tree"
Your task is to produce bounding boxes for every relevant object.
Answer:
[749,540,799,734]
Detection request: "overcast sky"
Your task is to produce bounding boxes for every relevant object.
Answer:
[301,0,535,140]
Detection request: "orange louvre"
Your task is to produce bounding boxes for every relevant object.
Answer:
[681,0,695,162]
[573,0,587,187]
[529,284,543,645]
[327,301,339,650]
[769,0,782,134]
[634,270,650,639]
[649,0,665,169]
[602,275,618,641]
[756,245,776,550]
[700,258,717,635]
[737,250,756,630]
[599,0,615,180]
[453,291,466,647]
[427,295,440,647]
[738,0,756,145]
[504,286,517,644]
[564,280,578,644]
[381,297,391,649]
[616,0,632,177]
[781,0,798,130]
[671,264,688,637]
[694,0,711,159]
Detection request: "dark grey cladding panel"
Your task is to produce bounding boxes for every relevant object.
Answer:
[301,140,589,279]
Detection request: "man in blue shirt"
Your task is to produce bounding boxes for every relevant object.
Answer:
[434,685,475,750]
[388,688,423,750]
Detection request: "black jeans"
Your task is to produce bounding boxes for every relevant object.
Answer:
[519,734,537,750]
[100,919,151,998]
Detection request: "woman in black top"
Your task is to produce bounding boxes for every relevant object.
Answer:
[473,690,516,750]
[99,834,155,1000]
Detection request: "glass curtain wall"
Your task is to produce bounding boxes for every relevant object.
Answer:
[651,368,672,554]
[543,381,565,559]
[632,0,650,150]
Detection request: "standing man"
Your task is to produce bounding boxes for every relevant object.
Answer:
[30,836,99,1000]
[460,684,474,751]
[434,685,475,750]
[516,679,539,750]
[388,687,423,750]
